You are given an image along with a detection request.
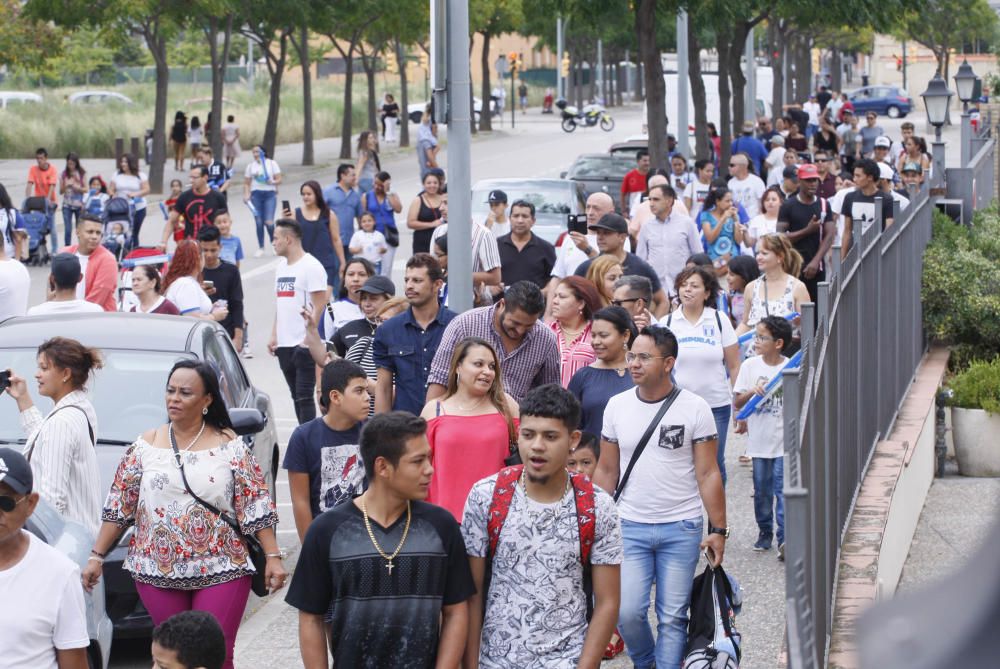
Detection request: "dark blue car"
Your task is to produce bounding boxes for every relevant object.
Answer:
[848,85,913,118]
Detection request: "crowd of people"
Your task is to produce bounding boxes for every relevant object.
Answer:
[0,91,923,669]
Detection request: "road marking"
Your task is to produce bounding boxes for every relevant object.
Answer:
[241,259,280,281]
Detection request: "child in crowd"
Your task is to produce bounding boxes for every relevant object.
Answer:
[164,178,185,244]
[151,610,226,669]
[733,315,792,560]
[282,359,370,543]
[566,432,600,480]
[83,177,109,218]
[349,211,388,273]
[212,209,244,268]
[669,154,691,191]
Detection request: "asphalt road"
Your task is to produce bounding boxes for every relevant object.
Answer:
[8,103,943,668]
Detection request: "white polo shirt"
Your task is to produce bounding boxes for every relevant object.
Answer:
[661,307,737,407]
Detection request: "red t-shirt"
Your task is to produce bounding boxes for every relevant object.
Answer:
[621,168,648,203]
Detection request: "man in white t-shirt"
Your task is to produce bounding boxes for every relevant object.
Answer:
[0,229,30,320]
[596,326,727,669]
[727,153,766,218]
[27,253,103,316]
[269,219,329,425]
[0,448,90,669]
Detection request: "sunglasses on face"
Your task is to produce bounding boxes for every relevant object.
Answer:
[611,298,639,307]
[0,495,27,513]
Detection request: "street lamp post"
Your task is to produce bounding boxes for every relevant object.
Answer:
[921,73,953,192]
[954,59,978,166]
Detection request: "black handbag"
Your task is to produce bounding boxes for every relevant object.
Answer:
[384,224,400,248]
[169,431,270,597]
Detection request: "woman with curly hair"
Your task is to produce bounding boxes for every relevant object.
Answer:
[163,239,228,322]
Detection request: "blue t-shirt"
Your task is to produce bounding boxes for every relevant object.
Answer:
[567,366,635,437]
[282,417,364,516]
[220,234,244,265]
[699,210,737,260]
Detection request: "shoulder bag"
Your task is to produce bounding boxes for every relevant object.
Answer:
[614,386,681,502]
[169,431,270,597]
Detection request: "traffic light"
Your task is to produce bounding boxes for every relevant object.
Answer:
[561,52,570,77]
[508,51,519,74]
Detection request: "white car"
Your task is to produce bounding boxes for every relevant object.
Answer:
[69,91,134,105]
[408,98,483,124]
[0,91,43,109]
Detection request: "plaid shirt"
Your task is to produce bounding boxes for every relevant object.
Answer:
[427,304,560,401]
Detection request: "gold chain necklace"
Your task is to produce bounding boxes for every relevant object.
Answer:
[361,496,411,575]
[454,392,487,412]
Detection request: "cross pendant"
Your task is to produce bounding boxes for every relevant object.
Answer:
[385,560,394,575]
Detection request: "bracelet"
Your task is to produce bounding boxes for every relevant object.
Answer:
[265,551,285,560]
[87,556,105,564]
[90,548,106,558]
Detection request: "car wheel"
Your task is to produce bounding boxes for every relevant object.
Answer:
[887,105,900,119]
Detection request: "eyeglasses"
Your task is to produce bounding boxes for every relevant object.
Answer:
[611,298,639,307]
[0,495,27,513]
[625,352,666,364]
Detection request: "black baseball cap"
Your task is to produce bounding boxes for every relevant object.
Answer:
[782,165,800,180]
[0,447,33,495]
[50,253,82,288]
[487,190,508,204]
[589,213,628,234]
[358,275,395,297]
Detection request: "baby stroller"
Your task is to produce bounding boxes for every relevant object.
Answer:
[21,197,51,266]
[117,246,170,311]
[102,196,134,260]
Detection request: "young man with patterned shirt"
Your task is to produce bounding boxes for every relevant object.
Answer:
[287,412,474,669]
[462,384,622,669]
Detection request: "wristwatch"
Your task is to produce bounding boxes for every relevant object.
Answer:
[708,525,731,539]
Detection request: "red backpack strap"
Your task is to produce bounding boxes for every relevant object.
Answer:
[487,465,523,557]
[570,472,597,565]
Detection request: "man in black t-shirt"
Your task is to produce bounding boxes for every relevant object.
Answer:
[198,224,244,349]
[777,163,835,301]
[159,165,227,247]
[199,146,231,196]
[840,158,895,259]
[286,412,474,669]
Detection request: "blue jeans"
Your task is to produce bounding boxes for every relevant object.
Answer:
[619,517,703,669]
[752,456,785,544]
[249,190,276,248]
[711,404,731,486]
[131,207,147,248]
[358,176,374,194]
[61,205,81,246]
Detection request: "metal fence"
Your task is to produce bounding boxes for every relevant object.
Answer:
[783,186,937,668]
[948,132,996,223]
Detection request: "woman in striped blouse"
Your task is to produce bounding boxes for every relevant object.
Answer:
[5,337,103,534]
[548,275,601,388]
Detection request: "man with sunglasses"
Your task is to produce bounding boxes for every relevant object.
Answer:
[0,448,90,669]
[813,149,838,199]
[611,275,655,330]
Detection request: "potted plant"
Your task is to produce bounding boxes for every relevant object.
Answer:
[947,358,1000,476]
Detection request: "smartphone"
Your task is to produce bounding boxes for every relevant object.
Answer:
[567,213,588,235]
[282,199,291,213]
[202,280,215,290]
[0,370,10,394]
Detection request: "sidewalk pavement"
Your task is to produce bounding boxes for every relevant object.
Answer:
[234,423,788,668]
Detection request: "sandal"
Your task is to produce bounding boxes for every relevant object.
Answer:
[739,453,752,464]
[604,630,625,659]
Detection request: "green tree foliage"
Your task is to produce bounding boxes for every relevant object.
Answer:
[38,31,116,85]
[0,0,62,73]
[893,0,998,81]
[471,0,523,131]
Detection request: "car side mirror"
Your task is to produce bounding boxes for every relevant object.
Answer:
[560,171,568,179]
[229,408,266,436]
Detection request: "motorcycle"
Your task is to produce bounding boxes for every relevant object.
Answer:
[555,99,615,133]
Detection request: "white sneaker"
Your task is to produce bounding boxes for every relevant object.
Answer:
[253,248,264,258]
[242,342,253,359]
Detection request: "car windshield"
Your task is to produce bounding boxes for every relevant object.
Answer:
[610,146,645,160]
[569,156,633,178]
[0,349,194,445]
[471,185,574,219]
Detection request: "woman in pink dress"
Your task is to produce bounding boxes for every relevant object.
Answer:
[548,275,601,387]
[420,337,519,519]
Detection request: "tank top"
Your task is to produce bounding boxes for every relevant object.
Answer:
[747,274,797,330]
[295,208,337,269]
[358,150,379,182]
[413,192,441,254]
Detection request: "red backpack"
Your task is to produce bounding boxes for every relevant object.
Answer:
[483,464,598,618]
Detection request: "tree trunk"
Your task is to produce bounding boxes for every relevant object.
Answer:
[358,43,379,131]
[636,0,667,171]
[770,21,784,113]
[794,35,811,105]
[262,37,288,158]
[395,38,410,147]
[615,61,624,106]
[831,49,842,92]
[717,35,733,171]
[293,26,314,166]
[146,26,168,193]
[480,32,493,131]
[688,21,709,161]
[730,28,749,137]
[206,16,233,158]
[333,39,358,159]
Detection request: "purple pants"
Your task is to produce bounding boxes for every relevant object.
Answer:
[136,576,252,669]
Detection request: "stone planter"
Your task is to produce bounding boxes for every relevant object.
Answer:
[951,407,1000,476]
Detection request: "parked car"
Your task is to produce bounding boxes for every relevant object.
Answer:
[25,498,113,668]
[848,86,913,118]
[0,313,280,638]
[471,177,587,244]
[560,153,635,209]
[408,98,483,124]
[0,91,43,109]
[68,91,134,105]
[609,138,651,161]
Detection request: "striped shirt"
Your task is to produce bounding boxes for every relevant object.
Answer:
[431,221,502,273]
[20,390,102,535]
[550,320,596,388]
[427,304,560,401]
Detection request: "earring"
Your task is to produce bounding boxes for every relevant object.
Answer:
[456,372,460,381]
[202,407,208,416]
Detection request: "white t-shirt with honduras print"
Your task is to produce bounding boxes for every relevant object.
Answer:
[733,354,788,458]
[461,474,623,668]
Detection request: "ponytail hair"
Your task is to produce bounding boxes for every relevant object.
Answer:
[37,337,104,390]
[759,233,803,277]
